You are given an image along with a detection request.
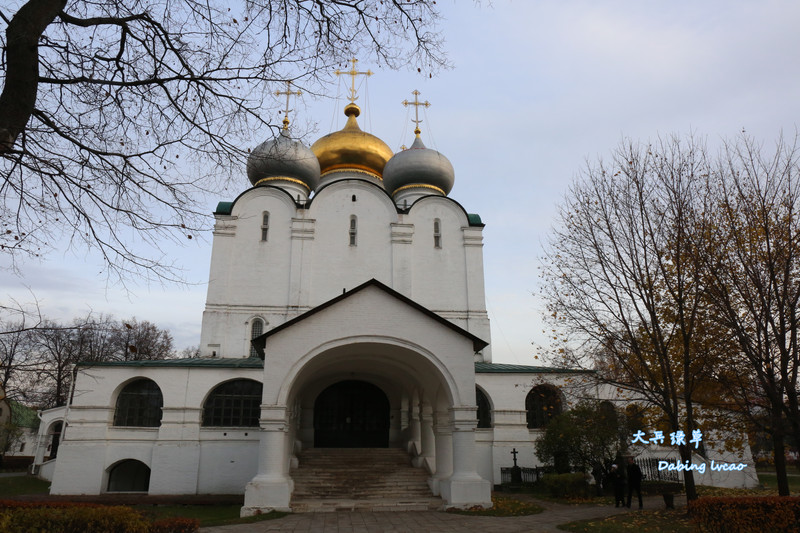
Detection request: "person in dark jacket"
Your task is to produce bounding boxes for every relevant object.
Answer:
[609,464,626,507]
[626,456,644,509]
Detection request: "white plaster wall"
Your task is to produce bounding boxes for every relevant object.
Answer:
[261,285,480,409]
[199,175,492,359]
[197,438,260,493]
[49,365,264,495]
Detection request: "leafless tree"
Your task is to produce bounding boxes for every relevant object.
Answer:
[108,317,173,360]
[31,320,82,407]
[4,313,175,407]
[701,135,800,496]
[542,135,719,501]
[1,0,448,283]
[0,322,35,400]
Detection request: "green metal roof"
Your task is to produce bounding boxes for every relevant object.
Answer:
[467,213,484,226]
[78,357,264,369]
[475,362,592,374]
[215,201,234,215]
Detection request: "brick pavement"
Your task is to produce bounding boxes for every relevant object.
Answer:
[200,494,687,533]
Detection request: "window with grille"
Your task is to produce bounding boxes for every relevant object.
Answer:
[525,385,562,429]
[349,215,357,246]
[249,318,264,358]
[114,379,163,427]
[261,212,270,241]
[202,379,263,427]
[476,387,492,428]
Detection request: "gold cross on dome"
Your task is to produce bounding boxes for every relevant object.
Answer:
[402,90,430,135]
[275,81,302,129]
[335,58,373,103]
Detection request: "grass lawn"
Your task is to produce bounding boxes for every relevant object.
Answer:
[756,471,800,493]
[0,476,50,497]
[557,509,693,533]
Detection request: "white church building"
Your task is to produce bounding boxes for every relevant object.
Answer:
[33,79,757,513]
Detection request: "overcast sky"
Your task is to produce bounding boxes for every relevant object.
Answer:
[2,1,799,364]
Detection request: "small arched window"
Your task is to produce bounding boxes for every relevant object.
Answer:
[434,219,442,248]
[349,215,357,246]
[261,212,270,241]
[525,385,562,429]
[476,387,492,428]
[114,379,163,427]
[108,459,151,492]
[202,379,263,427]
[249,318,264,358]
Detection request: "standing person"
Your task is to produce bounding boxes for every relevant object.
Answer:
[626,456,643,509]
[609,464,626,507]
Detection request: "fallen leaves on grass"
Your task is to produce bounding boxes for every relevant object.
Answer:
[446,494,545,516]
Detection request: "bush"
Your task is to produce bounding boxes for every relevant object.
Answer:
[539,472,592,499]
[689,496,800,533]
[150,517,200,533]
[0,505,150,533]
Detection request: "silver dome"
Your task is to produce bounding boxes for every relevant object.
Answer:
[246,129,321,191]
[383,135,454,197]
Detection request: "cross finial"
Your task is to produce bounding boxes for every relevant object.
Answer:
[275,81,302,130]
[335,58,373,103]
[402,89,430,136]
[511,448,519,467]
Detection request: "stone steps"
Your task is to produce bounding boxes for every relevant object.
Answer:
[290,448,443,512]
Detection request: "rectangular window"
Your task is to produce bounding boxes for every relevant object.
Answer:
[434,219,442,248]
[261,212,269,242]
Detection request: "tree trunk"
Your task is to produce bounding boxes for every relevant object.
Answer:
[0,0,66,152]
[679,443,698,502]
[772,417,791,496]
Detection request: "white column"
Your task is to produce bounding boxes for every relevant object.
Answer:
[408,402,422,456]
[430,409,453,495]
[414,402,435,471]
[242,406,293,516]
[441,406,492,509]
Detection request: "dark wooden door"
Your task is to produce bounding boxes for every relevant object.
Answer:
[313,380,390,448]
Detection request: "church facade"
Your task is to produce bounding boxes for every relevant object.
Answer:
[34,82,757,513]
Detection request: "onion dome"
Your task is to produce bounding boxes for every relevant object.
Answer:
[310,103,394,183]
[246,118,321,197]
[383,132,455,202]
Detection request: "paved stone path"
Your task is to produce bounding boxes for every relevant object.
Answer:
[201,494,687,533]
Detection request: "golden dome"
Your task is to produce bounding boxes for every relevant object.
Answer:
[311,103,394,180]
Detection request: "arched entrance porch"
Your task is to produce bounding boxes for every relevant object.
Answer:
[243,337,491,514]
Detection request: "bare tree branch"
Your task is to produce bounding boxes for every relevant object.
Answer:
[1,0,450,284]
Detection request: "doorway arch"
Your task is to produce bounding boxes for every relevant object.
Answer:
[313,380,390,448]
